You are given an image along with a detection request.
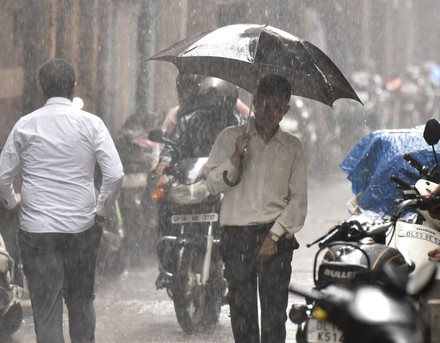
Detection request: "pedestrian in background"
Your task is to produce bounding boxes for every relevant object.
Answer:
[161,73,250,137]
[0,58,124,343]
[204,74,307,343]
[153,76,246,288]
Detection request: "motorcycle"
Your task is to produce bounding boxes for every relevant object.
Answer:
[0,150,24,338]
[148,129,227,334]
[289,261,437,343]
[386,178,440,274]
[92,170,127,280]
[290,211,413,343]
[289,119,440,342]
[384,118,440,273]
[0,210,22,338]
[95,195,127,280]
[113,113,160,265]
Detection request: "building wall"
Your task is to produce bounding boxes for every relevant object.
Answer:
[1,0,440,146]
[0,2,26,146]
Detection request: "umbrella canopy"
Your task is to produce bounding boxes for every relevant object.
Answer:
[148,23,362,107]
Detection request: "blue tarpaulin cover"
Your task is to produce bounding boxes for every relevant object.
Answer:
[340,126,437,216]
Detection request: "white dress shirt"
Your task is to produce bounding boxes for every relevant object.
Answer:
[0,97,124,233]
[204,120,307,238]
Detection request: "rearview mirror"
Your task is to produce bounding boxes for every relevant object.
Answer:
[423,119,440,146]
[148,129,179,154]
[148,129,165,143]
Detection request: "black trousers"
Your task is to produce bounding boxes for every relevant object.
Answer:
[220,224,296,343]
[18,224,102,343]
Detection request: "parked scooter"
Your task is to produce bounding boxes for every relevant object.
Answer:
[289,262,437,343]
[386,180,440,273]
[385,118,440,273]
[148,129,227,334]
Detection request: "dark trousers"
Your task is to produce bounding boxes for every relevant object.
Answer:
[220,224,296,343]
[18,224,102,343]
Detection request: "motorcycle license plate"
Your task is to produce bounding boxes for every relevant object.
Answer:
[307,318,344,343]
[171,213,218,224]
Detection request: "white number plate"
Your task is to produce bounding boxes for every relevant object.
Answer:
[171,213,218,224]
[307,318,344,343]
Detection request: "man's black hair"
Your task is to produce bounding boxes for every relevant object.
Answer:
[256,75,291,102]
[39,58,76,99]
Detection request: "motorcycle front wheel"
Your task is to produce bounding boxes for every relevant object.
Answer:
[171,245,224,334]
[0,302,22,338]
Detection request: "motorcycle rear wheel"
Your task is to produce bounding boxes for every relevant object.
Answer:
[172,246,224,333]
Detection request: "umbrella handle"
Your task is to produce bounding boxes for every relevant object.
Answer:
[223,100,252,187]
[223,156,244,187]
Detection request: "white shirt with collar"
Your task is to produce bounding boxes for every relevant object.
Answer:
[0,97,124,233]
[204,120,307,238]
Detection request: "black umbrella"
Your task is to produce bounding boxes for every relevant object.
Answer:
[149,23,362,185]
[148,23,361,107]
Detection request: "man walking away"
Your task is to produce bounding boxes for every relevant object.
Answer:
[0,58,124,343]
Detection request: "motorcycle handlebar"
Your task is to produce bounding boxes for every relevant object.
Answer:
[394,195,440,216]
[403,153,428,176]
[306,226,340,248]
[390,175,412,190]
[307,221,364,248]
[308,228,338,248]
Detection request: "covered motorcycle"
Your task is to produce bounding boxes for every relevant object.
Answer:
[340,119,440,272]
[340,125,439,215]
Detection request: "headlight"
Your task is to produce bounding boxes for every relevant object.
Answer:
[170,179,211,205]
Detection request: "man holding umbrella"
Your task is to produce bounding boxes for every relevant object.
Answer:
[150,22,360,342]
[204,74,307,343]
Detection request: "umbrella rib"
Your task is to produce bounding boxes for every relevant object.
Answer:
[252,26,265,72]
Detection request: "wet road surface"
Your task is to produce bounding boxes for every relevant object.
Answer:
[9,170,353,343]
